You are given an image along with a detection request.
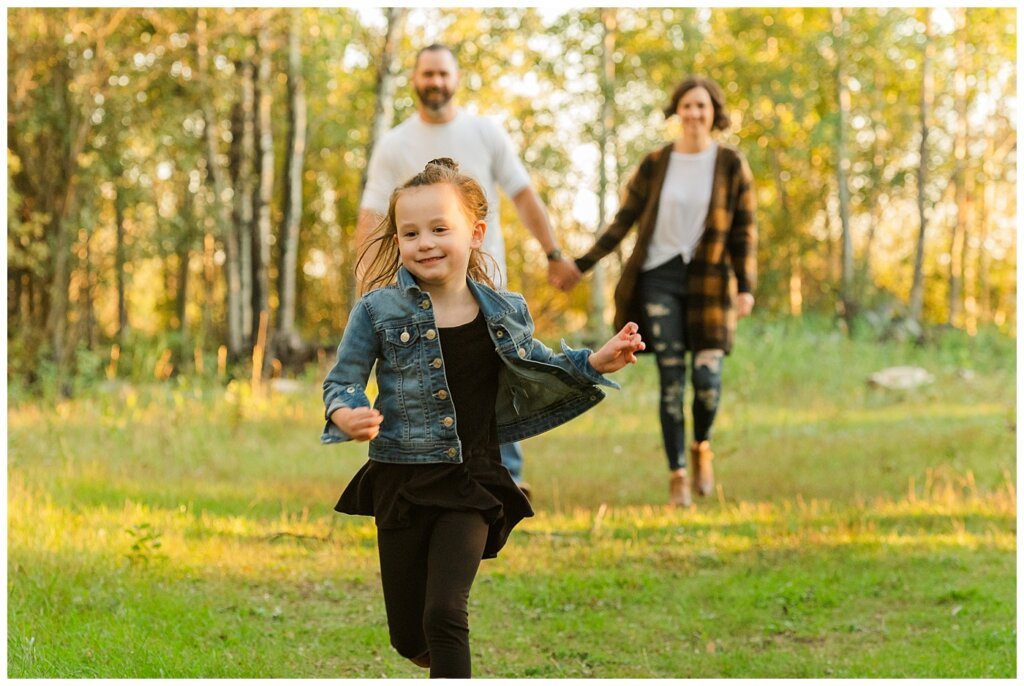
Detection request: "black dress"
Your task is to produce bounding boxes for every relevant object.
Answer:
[335,310,534,559]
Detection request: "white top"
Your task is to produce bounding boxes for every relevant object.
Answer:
[361,110,533,286]
[642,143,718,271]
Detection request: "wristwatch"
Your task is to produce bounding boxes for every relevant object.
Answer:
[545,247,563,262]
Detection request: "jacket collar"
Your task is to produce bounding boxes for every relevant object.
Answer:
[396,266,514,322]
[396,266,421,293]
[466,277,515,323]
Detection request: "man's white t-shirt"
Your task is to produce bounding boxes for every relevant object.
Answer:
[643,142,718,271]
[361,110,532,285]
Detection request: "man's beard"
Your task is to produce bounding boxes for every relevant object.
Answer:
[415,85,453,112]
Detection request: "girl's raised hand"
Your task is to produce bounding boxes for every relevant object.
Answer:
[330,406,384,441]
[588,322,645,374]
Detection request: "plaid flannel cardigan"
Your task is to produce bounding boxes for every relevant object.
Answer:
[575,142,757,355]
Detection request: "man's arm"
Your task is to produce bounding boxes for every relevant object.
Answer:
[511,186,581,290]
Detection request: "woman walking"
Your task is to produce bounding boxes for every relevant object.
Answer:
[570,76,757,507]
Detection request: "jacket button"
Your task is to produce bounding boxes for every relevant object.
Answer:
[346,387,355,394]
[517,347,527,358]
[399,331,410,343]
[496,330,504,338]
[442,416,454,427]
[420,300,431,309]
[436,389,448,400]
[431,358,443,369]
[425,329,436,340]
[447,448,458,458]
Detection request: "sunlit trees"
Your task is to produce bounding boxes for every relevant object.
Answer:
[7,8,1016,392]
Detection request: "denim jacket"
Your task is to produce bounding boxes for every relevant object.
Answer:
[321,266,619,464]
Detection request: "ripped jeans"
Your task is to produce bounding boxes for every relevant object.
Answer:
[637,255,723,472]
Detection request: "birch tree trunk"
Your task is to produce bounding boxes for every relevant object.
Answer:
[979,67,995,321]
[277,8,307,339]
[360,7,407,195]
[253,24,274,347]
[234,57,256,348]
[115,183,129,342]
[197,9,243,357]
[909,8,932,327]
[177,178,193,355]
[948,8,968,327]
[590,8,617,339]
[831,7,855,333]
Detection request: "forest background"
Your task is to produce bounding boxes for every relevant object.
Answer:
[7,7,1017,677]
[6,7,1017,395]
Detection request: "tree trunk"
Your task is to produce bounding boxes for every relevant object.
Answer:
[277,8,307,339]
[590,8,617,340]
[948,8,968,327]
[9,269,22,329]
[177,179,193,356]
[201,232,216,349]
[909,8,932,327]
[81,224,95,350]
[253,25,273,348]
[196,9,243,357]
[115,184,129,342]
[44,60,87,388]
[831,7,855,333]
[360,7,407,195]
[233,57,256,349]
[861,79,886,297]
[979,67,995,321]
[769,146,800,314]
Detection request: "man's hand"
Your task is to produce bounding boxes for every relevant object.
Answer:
[330,406,384,442]
[588,322,645,374]
[736,292,755,319]
[548,257,582,291]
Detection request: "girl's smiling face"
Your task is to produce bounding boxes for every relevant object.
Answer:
[394,183,486,289]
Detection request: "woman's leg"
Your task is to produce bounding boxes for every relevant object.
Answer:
[691,349,724,442]
[638,273,689,472]
[690,349,724,496]
[377,523,431,666]
[422,510,489,678]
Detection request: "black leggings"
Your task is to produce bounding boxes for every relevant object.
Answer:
[637,256,724,471]
[377,509,489,678]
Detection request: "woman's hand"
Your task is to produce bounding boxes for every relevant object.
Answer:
[736,292,755,319]
[548,257,582,291]
[588,322,646,374]
[330,406,383,441]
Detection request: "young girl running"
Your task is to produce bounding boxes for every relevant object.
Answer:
[321,158,644,678]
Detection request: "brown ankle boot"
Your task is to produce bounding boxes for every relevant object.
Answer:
[690,441,714,496]
[669,468,693,507]
[410,651,431,669]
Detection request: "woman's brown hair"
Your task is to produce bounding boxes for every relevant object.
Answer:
[663,76,730,131]
[357,158,499,294]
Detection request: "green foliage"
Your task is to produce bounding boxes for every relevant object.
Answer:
[124,523,165,567]
[6,8,1017,387]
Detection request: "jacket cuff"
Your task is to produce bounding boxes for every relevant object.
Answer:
[321,389,370,444]
[321,419,351,444]
[560,340,620,390]
[574,256,594,274]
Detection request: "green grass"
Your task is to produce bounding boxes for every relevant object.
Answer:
[8,318,1016,677]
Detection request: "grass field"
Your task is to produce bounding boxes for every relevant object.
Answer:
[7,318,1017,677]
